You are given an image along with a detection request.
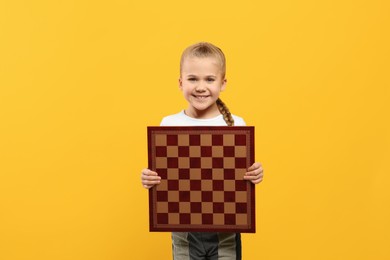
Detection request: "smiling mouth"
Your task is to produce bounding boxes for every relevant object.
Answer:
[192,95,210,99]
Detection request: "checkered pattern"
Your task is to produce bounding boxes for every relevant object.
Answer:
[148,126,255,233]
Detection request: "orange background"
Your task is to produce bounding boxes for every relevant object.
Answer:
[0,0,389,259]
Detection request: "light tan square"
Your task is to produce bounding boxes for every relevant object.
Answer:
[235,169,246,179]
[168,213,179,224]
[191,169,201,179]
[236,214,248,225]
[223,134,235,146]
[167,146,178,157]
[202,202,213,213]
[168,191,179,201]
[235,191,247,202]
[191,213,202,225]
[190,191,202,202]
[189,146,201,157]
[212,146,223,157]
[235,146,247,157]
[179,202,191,213]
[213,191,224,202]
[200,134,212,146]
[155,157,167,168]
[224,158,235,169]
[155,134,167,146]
[179,180,190,190]
[201,157,212,168]
[178,157,189,168]
[224,180,236,191]
[177,134,189,146]
[167,169,178,179]
[225,202,236,213]
[213,214,225,225]
[156,180,167,191]
[201,180,213,191]
[157,202,168,213]
[213,169,224,180]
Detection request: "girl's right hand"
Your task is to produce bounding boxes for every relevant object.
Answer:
[141,168,161,189]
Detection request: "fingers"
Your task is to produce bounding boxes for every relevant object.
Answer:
[247,162,262,172]
[244,162,264,184]
[141,168,161,189]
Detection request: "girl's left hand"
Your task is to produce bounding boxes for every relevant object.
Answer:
[244,162,264,184]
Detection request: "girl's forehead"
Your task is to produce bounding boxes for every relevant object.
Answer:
[183,56,219,64]
[181,57,222,74]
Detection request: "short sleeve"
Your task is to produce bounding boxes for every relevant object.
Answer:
[159,118,165,126]
[233,116,246,126]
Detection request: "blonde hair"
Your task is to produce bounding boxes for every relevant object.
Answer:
[180,42,234,126]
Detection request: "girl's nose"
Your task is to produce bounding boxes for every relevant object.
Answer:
[195,83,206,92]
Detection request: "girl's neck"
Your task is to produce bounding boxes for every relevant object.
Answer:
[184,104,221,119]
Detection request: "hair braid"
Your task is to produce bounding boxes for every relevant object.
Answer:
[216,98,234,126]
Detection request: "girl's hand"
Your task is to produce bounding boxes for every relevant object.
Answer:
[244,162,264,184]
[141,168,161,189]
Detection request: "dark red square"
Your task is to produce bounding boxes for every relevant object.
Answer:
[224,169,235,180]
[224,214,236,225]
[167,157,178,168]
[212,158,224,168]
[212,135,223,145]
[223,146,235,157]
[236,203,247,213]
[168,202,179,213]
[167,135,178,145]
[168,180,179,190]
[155,146,167,157]
[156,191,168,201]
[202,191,213,202]
[189,135,200,145]
[191,202,202,213]
[235,135,246,145]
[179,169,190,179]
[190,180,201,190]
[157,213,168,224]
[179,191,190,201]
[235,158,247,168]
[224,191,236,202]
[212,180,224,191]
[213,202,225,213]
[202,214,213,224]
[178,146,189,157]
[156,168,167,179]
[180,213,191,224]
[201,169,213,179]
[201,146,212,157]
[190,157,201,168]
[235,180,247,191]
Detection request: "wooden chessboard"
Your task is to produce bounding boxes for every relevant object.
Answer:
[147,126,255,233]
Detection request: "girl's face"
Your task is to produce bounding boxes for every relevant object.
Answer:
[179,56,226,119]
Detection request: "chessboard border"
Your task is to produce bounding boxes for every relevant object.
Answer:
[147,126,255,233]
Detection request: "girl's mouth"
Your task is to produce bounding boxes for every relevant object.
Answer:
[193,95,210,99]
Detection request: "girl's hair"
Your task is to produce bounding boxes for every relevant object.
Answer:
[180,42,235,126]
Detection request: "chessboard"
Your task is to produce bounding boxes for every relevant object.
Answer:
[147,126,255,233]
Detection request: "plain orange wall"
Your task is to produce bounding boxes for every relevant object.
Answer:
[1,0,389,259]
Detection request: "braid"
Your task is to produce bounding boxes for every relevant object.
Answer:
[216,98,234,126]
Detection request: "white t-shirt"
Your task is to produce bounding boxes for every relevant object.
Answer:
[160,110,246,126]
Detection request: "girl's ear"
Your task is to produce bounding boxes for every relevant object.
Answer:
[221,78,227,91]
[179,78,183,91]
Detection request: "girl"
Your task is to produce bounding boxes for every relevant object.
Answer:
[141,42,264,260]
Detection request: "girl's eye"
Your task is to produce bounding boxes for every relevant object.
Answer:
[206,78,215,82]
[188,78,196,81]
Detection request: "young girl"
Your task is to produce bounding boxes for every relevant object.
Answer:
[141,42,264,260]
